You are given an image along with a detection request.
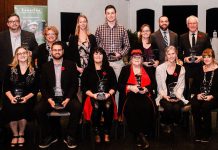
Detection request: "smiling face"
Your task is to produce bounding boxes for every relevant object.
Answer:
[166,49,177,63]
[45,29,57,43]
[159,16,169,31]
[141,25,151,39]
[93,52,103,64]
[187,17,198,33]
[51,44,64,60]
[105,8,116,23]
[7,16,21,31]
[16,47,28,63]
[78,16,87,31]
[131,55,143,66]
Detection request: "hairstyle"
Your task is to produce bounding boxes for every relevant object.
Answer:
[43,26,59,37]
[105,5,116,13]
[202,48,215,58]
[159,16,169,22]
[75,15,90,36]
[7,13,20,21]
[51,41,64,49]
[130,49,142,56]
[9,46,33,72]
[138,24,151,43]
[186,15,198,25]
[87,47,109,70]
[164,45,178,61]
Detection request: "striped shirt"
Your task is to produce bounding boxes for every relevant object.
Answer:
[95,22,130,61]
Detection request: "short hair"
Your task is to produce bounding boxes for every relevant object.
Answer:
[186,15,198,25]
[43,26,59,37]
[105,5,116,13]
[202,48,215,58]
[7,13,20,21]
[165,45,178,55]
[51,41,63,49]
[159,16,169,22]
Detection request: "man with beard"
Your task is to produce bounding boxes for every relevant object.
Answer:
[0,13,38,102]
[34,41,82,149]
[95,4,130,110]
[179,15,211,99]
[151,16,178,64]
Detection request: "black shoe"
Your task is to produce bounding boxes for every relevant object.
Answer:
[63,136,77,149]
[139,133,149,149]
[39,136,58,148]
[163,125,172,134]
[201,137,209,143]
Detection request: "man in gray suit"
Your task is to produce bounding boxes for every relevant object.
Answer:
[151,16,178,64]
[0,13,38,100]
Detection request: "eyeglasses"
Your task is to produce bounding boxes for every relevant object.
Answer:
[142,30,150,33]
[8,20,20,24]
[17,51,28,56]
[46,33,56,36]
[52,49,63,52]
[132,56,142,59]
[203,55,212,58]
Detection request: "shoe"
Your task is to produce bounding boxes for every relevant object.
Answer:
[201,137,209,143]
[104,134,110,143]
[95,135,101,143]
[163,125,172,134]
[136,136,142,147]
[63,136,77,149]
[11,135,18,147]
[39,136,58,148]
[139,133,149,149]
[18,135,25,147]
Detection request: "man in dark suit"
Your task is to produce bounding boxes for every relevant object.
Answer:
[179,15,211,99]
[151,16,178,64]
[0,13,38,100]
[34,41,82,149]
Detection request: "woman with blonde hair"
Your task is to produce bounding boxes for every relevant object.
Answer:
[2,46,39,147]
[69,15,97,74]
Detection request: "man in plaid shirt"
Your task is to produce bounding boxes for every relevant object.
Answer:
[95,5,130,108]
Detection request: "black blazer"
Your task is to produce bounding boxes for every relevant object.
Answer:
[0,30,38,82]
[151,29,178,64]
[40,60,79,101]
[68,34,97,67]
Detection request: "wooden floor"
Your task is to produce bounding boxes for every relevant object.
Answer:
[1,123,218,150]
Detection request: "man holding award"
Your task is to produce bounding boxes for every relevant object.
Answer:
[35,41,82,149]
[179,15,211,99]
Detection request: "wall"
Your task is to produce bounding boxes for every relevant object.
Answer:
[129,0,218,32]
[48,0,129,39]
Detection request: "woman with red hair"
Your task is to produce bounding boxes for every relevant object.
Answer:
[118,49,156,149]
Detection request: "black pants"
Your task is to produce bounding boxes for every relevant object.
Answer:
[34,98,82,139]
[90,98,114,135]
[160,99,184,125]
[191,97,218,138]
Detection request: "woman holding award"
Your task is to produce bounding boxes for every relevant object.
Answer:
[156,46,188,133]
[2,46,39,147]
[118,49,156,149]
[191,48,218,142]
[81,47,117,143]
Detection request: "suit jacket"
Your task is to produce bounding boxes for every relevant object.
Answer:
[40,60,79,101]
[179,31,211,77]
[151,29,178,64]
[0,30,38,82]
[155,62,188,106]
[68,34,97,67]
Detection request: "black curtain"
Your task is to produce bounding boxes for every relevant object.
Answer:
[206,8,218,37]
[137,9,154,32]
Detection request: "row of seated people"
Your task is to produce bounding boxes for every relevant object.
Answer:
[0,41,218,149]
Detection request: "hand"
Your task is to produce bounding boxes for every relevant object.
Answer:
[62,98,70,108]
[105,93,111,99]
[169,98,179,102]
[163,95,171,102]
[197,93,205,100]
[114,52,121,59]
[77,66,84,74]
[153,60,159,67]
[92,93,98,100]
[19,97,28,103]
[203,95,213,101]
[48,98,55,108]
[194,56,202,63]
[138,87,148,94]
[129,85,139,93]
[184,57,192,63]
[10,96,17,104]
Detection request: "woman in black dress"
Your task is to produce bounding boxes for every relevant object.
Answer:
[2,46,39,147]
[118,49,156,149]
[81,47,117,143]
[191,48,218,142]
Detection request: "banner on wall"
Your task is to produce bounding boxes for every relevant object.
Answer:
[14,5,48,45]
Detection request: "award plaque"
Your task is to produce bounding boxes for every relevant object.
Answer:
[200,82,210,98]
[168,82,177,100]
[53,87,64,109]
[135,74,143,91]
[147,55,155,66]
[189,48,197,63]
[14,88,23,103]
[96,80,106,100]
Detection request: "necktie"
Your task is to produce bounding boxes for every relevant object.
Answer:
[163,31,168,46]
[192,33,195,47]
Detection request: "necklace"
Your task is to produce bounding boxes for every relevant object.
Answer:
[202,70,214,94]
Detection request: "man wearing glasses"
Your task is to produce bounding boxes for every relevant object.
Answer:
[0,13,38,101]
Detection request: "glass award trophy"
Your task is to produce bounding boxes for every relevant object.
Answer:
[14,88,23,103]
[96,79,106,100]
[53,87,64,109]
[135,74,143,91]
[189,48,197,63]
[168,82,177,100]
[147,55,155,66]
[200,82,210,98]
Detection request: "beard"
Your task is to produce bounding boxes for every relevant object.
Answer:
[52,54,63,60]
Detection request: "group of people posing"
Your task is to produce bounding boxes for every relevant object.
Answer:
[0,4,218,150]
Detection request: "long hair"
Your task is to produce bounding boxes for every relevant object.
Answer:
[138,24,151,44]
[75,15,90,36]
[9,46,34,72]
[87,47,109,71]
